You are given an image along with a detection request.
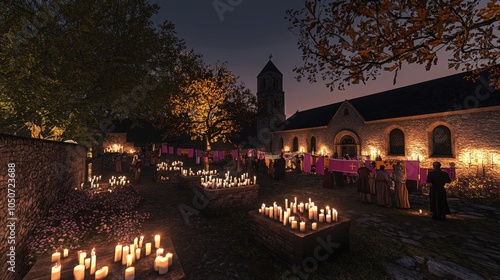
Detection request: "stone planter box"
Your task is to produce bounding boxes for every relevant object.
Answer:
[248,210,350,265]
[177,175,201,190]
[194,184,259,216]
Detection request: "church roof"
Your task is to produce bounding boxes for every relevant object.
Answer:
[280,68,500,131]
[257,60,282,77]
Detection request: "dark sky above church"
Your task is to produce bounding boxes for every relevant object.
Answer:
[151,0,458,117]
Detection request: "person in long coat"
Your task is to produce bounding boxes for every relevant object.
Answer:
[393,163,411,209]
[426,162,451,220]
[357,162,372,203]
[375,165,391,207]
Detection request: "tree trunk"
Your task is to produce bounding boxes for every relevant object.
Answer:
[205,135,211,171]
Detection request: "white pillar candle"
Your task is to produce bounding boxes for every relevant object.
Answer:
[126,254,133,267]
[122,246,129,265]
[333,209,338,221]
[319,213,325,223]
[51,264,61,280]
[283,212,288,226]
[312,222,317,230]
[114,244,122,262]
[166,253,173,266]
[95,266,108,280]
[154,234,161,248]
[73,265,85,280]
[90,250,96,274]
[156,248,164,257]
[313,206,318,221]
[124,267,135,280]
[145,243,152,256]
[279,207,283,222]
[285,199,288,209]
[134,237,138,248]
[135,248,141,260]
[130,244,135,262]
[292,203,297,214]
[308,208,314,220]
[78,251,86,266]
[154,256,161,271]
[299,221,306,232]
[158,256,169,274]
[84,258,90,269]
[51,252,61,263]
[294,197,297,205]
[139,236,144,248]
[326,214,332,223]
[63,249,68,258]
[291,220,298,229]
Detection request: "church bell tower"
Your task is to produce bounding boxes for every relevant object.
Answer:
[256,56,285,152]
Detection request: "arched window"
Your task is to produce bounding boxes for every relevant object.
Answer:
[432,125,452,157]
[280,137,284,150]
[340,135,356,158]
[293,137,299,152]
[310,137,316,153]
[389,129,405,155]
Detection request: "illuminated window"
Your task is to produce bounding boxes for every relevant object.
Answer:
[310,136,316,153]
[293,137,299,152]
[432,125,452,157]
[389,129,405,155]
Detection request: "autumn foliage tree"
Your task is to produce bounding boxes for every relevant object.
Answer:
[160,59,256,151]
[286,0,500,91]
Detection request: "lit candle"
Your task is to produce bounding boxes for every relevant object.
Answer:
[73,265,85,280]
[292,203,297,214]
[122,245,129,265]
[299,221,306,232]
[308,208,314,220]
[134,237,138,248]
[332,209,338,222]
[85,258,90,269]
[90,248,96,275]
[291,220,298,229]
[156,248,164,257]
[319,213,325,222]
[166,252,173,266]
[158,256,169,275]
[51,252,61,263]
[154,234,161,248]
[78,251,86,266]
[126,254,133,267]
[114,244,122,262]
[51,264,61,280]
[154,256,161,271]
[130,244,135,262]
[419,209,423,215]
[312,222,317,230]
[139,236,144,248]
[63,249,68,258]
[146,243,152,256]
[124,267,135,280]
[135,248,141,260]
[326,214,332,223]
[95,266,108,280]
[283,211,288,226]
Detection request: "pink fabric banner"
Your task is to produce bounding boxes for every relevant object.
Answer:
[405,161,419,180]
[316,156,325,175]
[168,147,174,154]
[188,148,194,158]
[329,159,360,174]
[161,144,168,154]
[177,148,181,156]
[213,151,219,162]
[232,149,239,160]
[219,151,225,160]
[196,150,203,158]
[303,154,311,173]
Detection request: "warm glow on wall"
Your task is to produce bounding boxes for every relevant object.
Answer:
[299,146,305,153]
[284,145,291,152]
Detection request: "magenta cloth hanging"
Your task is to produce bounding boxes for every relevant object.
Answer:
[213,151,219,162]
[219,151,225,160]
[316,156,325,174]
[161,144,168,154]
[232,149,239,160]
[177,148,182,156]
[304,153,311,173]
[168,146,174,154]
[188,148,194,158]
[405,160,420,180]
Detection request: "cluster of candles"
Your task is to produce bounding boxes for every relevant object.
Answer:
[156,161,183,171]
[49,248,107,280]
[200,172,257,189]
[109,175,130,187]
[114,234,174,279]
[258,197,339,232]
[90,175,102,189]
[181,168,218,177]
[49,249,68,280]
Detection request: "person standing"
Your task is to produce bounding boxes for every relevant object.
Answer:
[393,163,411,209]
[426,162,451,220]
[357,162,371,203]
[375,165,391,207]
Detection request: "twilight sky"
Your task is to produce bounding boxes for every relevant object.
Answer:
[151,0,460,117]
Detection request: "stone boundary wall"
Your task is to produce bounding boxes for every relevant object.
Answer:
[0,134,86,280]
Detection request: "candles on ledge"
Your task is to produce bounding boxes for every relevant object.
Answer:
[125,266,135,280]
[200,172,256,189]
[51,252,60,263]
[73,265,85,280]
[114,244,122,262]
[63,249,69,258]
[146,242,152,256]
[51,263,60,280]
[154,234,161,249]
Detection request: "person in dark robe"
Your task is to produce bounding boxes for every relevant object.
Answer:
[357,162,371,203]
[274,156,286,180]
[426,162,451,221]
[375,165,391,207]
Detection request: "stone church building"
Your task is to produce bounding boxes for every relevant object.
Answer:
[256,60,500,179]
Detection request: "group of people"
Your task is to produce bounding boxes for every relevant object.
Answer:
[113,152,143,183]
[357,161,451,221]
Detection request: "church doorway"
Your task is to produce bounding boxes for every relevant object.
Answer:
[333,131,360,159]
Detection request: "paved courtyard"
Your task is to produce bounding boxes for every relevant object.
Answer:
[131,159,500,280]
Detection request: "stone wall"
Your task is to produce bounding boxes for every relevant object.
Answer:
[196,184,259,216]
[0,134,86,280]
[273,104,500,180]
